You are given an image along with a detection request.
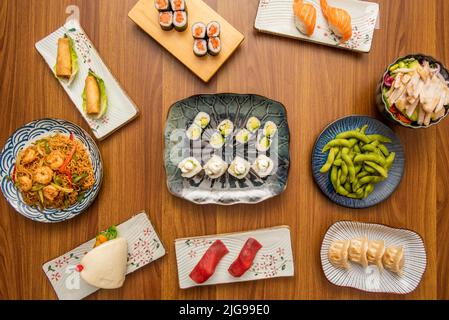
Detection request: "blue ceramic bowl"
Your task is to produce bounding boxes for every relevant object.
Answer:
[312,115,405,209]
[0,119,103,223]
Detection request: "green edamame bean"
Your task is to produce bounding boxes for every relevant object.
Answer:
[354,164,362,174]
[365,161,388,178]
[372,176,386,184]
[378,144,390,157]
[370,140,380,147]
[333,159,343,167]
[322,139,352,152]
[320,147,338,173]
[367,134,392,144]
[347,193,364,199]
[357,171,369,179]
[360,125,369,134]
[364,165,376,174]
[361,144,377,153]
[342,153,356,183]
[353,144,361,154]
[340,161,348,184]
[359,176,375,185]
[330,166,338,190]
[385,152,396,169]
[353,153,386,166]
[336,131,370,144]
[364,184,375,198]
[344,181,352,192]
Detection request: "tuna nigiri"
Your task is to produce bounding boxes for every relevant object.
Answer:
[320,0,352,43]
[293,0,317,37]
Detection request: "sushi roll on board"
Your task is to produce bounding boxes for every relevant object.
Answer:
[173,11,188,32]
[159,11,173,31]
[208,37,221,56]
[193,39,207,57]
[192,22,207,39]
[154,0,171,11]
[206,21,220,38]
[170,0,186,11]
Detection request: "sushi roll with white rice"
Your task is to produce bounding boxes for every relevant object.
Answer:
[263,121,278,138]
[159,11,173,31]
[154,0,171,11]
[173,11,188,32]
[209,132,225,149]
[204,155,228,179]
[217,119,234,137]
[207,21,220,37]
[207,37,221,56]
[252,155,274,178]
[186,124,202,141]
[178,157,202,178]
[228,157,251,179]
[170,0,186,11]
[192,22,206,39]
[193,39,207,57]
[235,129,250,144]
[194,112,210,129]
[246,117,261,133]
[256,135,271,152]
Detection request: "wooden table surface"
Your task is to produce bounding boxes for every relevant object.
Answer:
[0,0,448,300]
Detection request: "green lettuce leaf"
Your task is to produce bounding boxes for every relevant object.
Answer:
[53,34,79,85]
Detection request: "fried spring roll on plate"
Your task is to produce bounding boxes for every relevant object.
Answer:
[85,75,101,115]
[56,38,72,78]
[83,70,108,119]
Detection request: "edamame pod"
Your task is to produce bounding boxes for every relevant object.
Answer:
[354,153,386,166]
[365,161,388,178]
[385,152,396,169]
[322,139,352,152]
[342,153,356,183]
[378,144,390,157]
[336,131,370,144]
[340,161,348,184]
[367,134,392,144]
[320,147,338,173]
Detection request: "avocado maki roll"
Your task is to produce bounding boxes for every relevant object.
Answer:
[193,39,207,57]
[159,11,173,31]
[207,21,220,38]
[170,0,186,11]
[173,11,188,32]
[154,0,171,11]
[208,37,221,56]
[192,22,206,39]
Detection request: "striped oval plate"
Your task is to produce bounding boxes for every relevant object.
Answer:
[312,115,405,209]
[0,119,103,223]
[321,221,427,294]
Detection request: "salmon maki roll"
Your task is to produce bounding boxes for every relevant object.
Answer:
[320,0,352,43]
[207,37,221,56]
[193,39,207,57]
[206,21,220,38]
[192,22,206,39]
[170,0,186,11]
[154,0,170,11]
[159,11,173,31]
[173,11,188,32]
[293,0,317,37]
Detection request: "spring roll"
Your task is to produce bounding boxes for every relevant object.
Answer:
[85,75,101,115]
[56,38,72,78]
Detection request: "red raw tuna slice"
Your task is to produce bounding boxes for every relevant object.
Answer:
[228,238,263,277]
[189,240,229,284]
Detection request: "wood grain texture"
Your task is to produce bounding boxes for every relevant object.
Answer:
[0,0,448,300]
[128,0,244,82]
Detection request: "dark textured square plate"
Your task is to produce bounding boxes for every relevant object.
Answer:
[164,94,290,205]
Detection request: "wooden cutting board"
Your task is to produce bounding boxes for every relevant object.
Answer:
[128,0,244,82]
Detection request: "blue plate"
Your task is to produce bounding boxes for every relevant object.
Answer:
[312,115,405,209]
[0,119,103,223]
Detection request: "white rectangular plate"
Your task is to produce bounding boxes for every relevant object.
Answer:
[175,226,294,289]
[255,0,379,53]
[320,221,427,294]
[35,19,139,140]
[42,212,166,300]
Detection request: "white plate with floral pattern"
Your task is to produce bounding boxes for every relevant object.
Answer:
[35,6,139,140]
[175,226,294,289]
[255,0,379,53]
[42,212,165,300]
[320,221,427,294]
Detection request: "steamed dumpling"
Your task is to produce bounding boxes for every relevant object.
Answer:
[383,246,405,275]
[366,240,385,270]
[348,237,369,268]
[328,239,350,269]
[178,157,202,178]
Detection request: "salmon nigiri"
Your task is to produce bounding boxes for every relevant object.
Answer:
[293,0,317,36]
[320,0,352,43]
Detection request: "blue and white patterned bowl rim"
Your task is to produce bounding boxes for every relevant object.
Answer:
[312,115,405,209]
[0,118,103,223]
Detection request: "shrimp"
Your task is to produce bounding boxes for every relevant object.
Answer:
[33,166,54,185]
[21,148,37,165]
[17,176,32,192]
[46,151,65,170]
[43,185,59,202]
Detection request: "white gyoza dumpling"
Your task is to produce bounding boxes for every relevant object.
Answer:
[204,155,228,179]
[252,155,274,178]
[228,156,250,179]
[80,238,128,289]
[178,157,202,178]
